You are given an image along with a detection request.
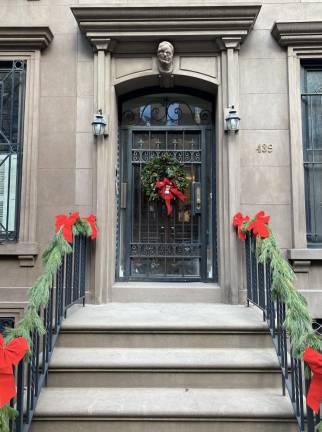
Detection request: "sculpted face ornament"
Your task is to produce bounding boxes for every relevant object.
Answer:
[157,41,174,74]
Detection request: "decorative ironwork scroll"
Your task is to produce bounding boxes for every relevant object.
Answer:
[121,94,212,127]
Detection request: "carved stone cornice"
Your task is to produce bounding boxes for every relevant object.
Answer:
[0,27,53,50]
[272,22,322,47]
[71,6,261,51]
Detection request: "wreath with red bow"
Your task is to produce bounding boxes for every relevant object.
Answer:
[141,153,188,215]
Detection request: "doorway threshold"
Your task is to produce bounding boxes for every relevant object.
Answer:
[112,282,222,303]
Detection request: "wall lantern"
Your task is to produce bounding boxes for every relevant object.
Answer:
[92,109,107,136]
[224,106,240,133]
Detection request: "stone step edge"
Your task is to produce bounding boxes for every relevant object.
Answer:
[33,416,296,423]
[48,347,282,372]
[60,327,269,333]
[34,388,294,420]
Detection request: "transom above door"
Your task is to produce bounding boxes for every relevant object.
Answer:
[117,91,217,282]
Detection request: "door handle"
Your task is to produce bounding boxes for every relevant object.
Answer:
[120,182,127,209]
[192,182,201,214]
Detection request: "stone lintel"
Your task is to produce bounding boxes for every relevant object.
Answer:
[0,242,39,256]
[0,27,53,50]
[71,6,261,50]
[0,242,38,266]
[272,21,322,47]
[288,248,322,261]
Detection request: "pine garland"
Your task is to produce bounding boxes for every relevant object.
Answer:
[235,215,322,357]
[256,232,320,356]
[0,213,97,428]
[316,421,322,432]
[0,405,18,432]
[233,211,322,429]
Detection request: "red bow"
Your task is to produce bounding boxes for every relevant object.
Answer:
[84,214,98,240]
[246,210,270,239]
[232,212,250,240]
[304,347,322,413]
[55,212,79,243]
[0,335,29,408]
[155,177,187,216]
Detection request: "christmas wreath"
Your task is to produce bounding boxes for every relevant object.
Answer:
[141,153,188,215]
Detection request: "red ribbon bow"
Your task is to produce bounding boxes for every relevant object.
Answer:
[246,210,270,239]
[55,212,79,243]
[0,335,29,408]
[232,212,250,240]
[304,347,322,413]
[155,177,187,216]
[84,214,98,240]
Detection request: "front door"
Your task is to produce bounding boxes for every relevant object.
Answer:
[117,92,216,282]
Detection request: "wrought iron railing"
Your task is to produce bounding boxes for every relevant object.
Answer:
[245,234,321,432]
[10,235,87,432]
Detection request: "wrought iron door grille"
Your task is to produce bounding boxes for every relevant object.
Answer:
[128,129,203,279]
[0,60,26,242]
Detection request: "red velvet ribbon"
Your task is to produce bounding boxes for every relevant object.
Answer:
[232,212,250,240]
[304,347,322,413]
[155,177,187,216]
[246,210,270,239]
[0,335,29,408]
[84,214,98,240]
[55,212,79,243]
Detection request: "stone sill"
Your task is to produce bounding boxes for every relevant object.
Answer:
[0,242,39,267]
[287,248,322,261]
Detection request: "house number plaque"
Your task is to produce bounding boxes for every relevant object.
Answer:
[256,144,273,153]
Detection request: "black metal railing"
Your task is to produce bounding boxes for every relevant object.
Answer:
[245,234,320,432]
[10,235,87,432]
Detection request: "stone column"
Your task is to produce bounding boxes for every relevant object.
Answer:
[90,37,116,303]
[220,37,242,304]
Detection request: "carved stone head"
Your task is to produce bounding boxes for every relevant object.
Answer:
[157,41,174,74]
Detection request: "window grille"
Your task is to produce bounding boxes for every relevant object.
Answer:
[0,60,26,241]
[301,65,322,246]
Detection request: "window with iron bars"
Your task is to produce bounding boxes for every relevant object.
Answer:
[301,63,322,247]
[0,60,26,241]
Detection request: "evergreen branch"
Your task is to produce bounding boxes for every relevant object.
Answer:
[0,406,18,432]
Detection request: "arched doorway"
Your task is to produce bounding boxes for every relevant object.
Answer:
[117,89,217,282]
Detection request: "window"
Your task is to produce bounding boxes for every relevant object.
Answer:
[0,60,26,241]
[301,64,322,247]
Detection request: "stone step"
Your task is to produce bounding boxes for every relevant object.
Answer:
[58,303,271,348]
[48,347,282,388]
[31,387,297,432]
[111,282,222,303]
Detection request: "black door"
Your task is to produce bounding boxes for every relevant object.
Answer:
[117,92,216,282]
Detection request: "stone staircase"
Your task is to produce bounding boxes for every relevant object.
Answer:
[31,303,297,432]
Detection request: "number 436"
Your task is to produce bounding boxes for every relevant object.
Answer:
[256,144,273,153]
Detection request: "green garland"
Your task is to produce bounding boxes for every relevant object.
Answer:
[0,215,95,430]
[0,406,18,432]
[255,232,322,357]
[256,234,322,432]
[236,218,322,358]
[235,212,322,430]
[141,153,188,201]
